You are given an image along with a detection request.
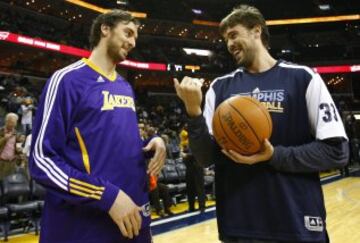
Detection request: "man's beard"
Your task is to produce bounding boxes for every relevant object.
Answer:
[236,47,256,69]
[106,38,125,63]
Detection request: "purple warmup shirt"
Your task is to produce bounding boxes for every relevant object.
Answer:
[29,59,151,243]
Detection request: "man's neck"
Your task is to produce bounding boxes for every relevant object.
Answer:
[88,48,116,77]
[246,48,277,74]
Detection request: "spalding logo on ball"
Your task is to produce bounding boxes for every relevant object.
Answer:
[212,96,272,155]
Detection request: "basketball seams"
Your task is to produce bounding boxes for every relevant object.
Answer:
[227,101,262,148]
[217,106,249,154]
[242,96,272,137]
[216,104,249,154]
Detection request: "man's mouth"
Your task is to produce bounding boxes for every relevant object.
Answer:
[233,49,242,59]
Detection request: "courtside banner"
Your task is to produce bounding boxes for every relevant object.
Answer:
[0,31,358,74]
[313,65,360,74]
[0,31,90,57]
[0,31,167,71]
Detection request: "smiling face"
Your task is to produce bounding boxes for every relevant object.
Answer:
[104,21,138,63]
[223,24,260,68]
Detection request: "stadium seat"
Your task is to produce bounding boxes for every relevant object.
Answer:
[175,163,186,181]
[165,159,175,165]
[162,164,180,184]
[0,188,9,241]
[175,158,183,164]
[2,173,41,235]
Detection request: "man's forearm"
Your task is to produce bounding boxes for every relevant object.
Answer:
[269,138,349,173]
[188,115,217,167]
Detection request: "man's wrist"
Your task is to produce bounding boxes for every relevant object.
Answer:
[186,106,202,117]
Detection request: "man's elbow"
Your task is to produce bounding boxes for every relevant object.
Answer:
[332,142,350,168]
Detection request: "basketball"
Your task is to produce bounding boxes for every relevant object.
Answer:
[212,96,272,155]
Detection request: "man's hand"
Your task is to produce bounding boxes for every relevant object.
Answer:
[109,190,142,239]
[174,77,204,117]
[222,139,274,165]
[4,133,14,140]
[143,137,166,176]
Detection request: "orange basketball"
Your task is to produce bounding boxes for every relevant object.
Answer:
[212,96,272,155]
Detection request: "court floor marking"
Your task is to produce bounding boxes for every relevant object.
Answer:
[151,207,216,226]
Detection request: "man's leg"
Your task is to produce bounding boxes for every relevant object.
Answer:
[158,183,173,215]
[149,188,163,216]
[186,167,196,211]
[194,165,206,211]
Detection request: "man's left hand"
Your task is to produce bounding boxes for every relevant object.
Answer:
[222,139,274,165]
[143,137,166,176]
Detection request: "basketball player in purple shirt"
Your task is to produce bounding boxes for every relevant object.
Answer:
[30,10,165,243]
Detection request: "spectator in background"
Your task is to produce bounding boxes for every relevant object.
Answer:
[138,122,147,140]
[7,86,24,113]
[179,123,189,151]
[146,126,157,138]
[149,175,174,217]
[22,133,32,178]
[180,124,206,213]
[20,97,34,135]
[169,131,180,158]
[343,112,359,175]
[0,113,24,179]
[161,134,173,159]
[181,143,206,213]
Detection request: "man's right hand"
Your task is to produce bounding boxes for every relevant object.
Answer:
[174,77,204,117]
[109,190,142,239]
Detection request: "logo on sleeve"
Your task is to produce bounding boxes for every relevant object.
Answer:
[304,216,324,232]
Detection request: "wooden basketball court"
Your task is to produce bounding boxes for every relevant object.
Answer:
[154,177,360,243]
[2,177,359,243]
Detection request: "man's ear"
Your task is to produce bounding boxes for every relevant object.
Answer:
[100,24,111,37]
[252,25,262,39]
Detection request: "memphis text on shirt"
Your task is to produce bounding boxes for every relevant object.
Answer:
[101,91,135,111]
[236,88,285,113]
